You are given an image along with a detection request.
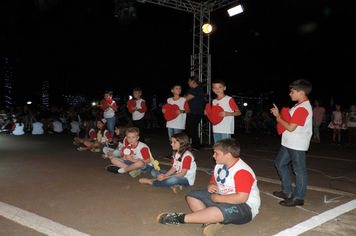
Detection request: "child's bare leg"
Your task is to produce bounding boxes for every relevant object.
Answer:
[122,160,145,172]
[111,157,128,169]
[184,206,224,224]
[186,196,208,212]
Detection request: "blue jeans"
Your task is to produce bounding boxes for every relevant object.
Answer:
[105,116,115,134]
[103,147,122,159]
[275,146,308,200]
[168,128,182,153]
[213,132,231,143]
[150,169,190,189]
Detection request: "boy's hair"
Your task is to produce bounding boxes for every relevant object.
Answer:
[171,83,181,90]
[212,79,225,87]
[105,91,113,96]
[126,127,140,136]
[213,138,240,157]
[133,87,142,94]
[289,79,312,96]
[171,132,193,161]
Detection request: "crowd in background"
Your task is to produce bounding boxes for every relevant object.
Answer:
[1,99,355,146]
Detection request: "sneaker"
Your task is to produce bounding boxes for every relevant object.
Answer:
[202,223,223,236]
[102,154,108,159]
[106,165,119,174]
[129,170,141,178]
[157,212,184,225]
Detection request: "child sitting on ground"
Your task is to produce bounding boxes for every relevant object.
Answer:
[157,138,260,236]
[78,118,112,152]
[106,127,152,178]
[48,116,63,134]
[32,116,44,135]
[73,118,96,146]
[102,124,128,159]
[11,117,25,135]
[139,132,196,194]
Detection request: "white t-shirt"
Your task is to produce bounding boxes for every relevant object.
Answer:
[172,150,197,186]
[212,95,239,134]
[166,97,189,129]
[132,99,146,121]
[213,158,260,219]
[32,122,44,135]
[282,100,313,151]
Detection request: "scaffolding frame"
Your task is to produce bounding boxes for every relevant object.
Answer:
[138,0,240,145]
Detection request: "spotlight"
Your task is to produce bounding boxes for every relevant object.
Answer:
[114,0,137,25]
[227,5,244,17]
[202,23,216,34]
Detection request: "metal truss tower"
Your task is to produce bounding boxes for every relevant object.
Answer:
[138,0,239,144]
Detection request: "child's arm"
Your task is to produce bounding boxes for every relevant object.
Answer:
[211,192,249,205]
[271,103,298,132]
[219,110,241,117]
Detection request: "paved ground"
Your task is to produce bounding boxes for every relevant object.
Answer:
[1,127,356,236]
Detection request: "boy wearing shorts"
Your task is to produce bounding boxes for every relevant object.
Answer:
[157,138,260,236]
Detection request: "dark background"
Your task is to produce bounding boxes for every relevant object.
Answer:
[1,0,355,110]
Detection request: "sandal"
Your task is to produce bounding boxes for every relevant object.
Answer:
[91,148,101,152]
[172,185,183,194]
[139,178,154,185]
[102,154,108,159]
[77,147,83,151]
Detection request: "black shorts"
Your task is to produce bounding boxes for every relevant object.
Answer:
[186,189,252,225]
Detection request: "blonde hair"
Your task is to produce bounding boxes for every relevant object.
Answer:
[126,127,139,136]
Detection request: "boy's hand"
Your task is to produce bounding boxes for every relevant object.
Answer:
[270,103,280,118]
[219,111,227,117]
[207,183,219,193]
[162,109,166,114]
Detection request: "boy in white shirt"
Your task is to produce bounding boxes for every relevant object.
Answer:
[270,79,313,207]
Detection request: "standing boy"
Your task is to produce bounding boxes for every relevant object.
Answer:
[163,83,190,157]
[157,138,260,236]
[106,127,152,178]
[270,79,313,207]
[130,87,147,143]
[100,91,117,142]
[208,80,241,142]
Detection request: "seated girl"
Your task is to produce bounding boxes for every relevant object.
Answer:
[102,124,128,159]
[73,118,96,146]
[78,118,112,152]
[139,132,197,194]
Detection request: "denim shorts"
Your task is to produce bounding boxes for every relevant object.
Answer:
[186,189,252,225]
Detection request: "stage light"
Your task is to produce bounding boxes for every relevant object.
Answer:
[202,23,217,34]
[227,5,244,17]
[27,101,32,105]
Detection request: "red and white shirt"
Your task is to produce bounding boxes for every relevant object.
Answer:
[212,158,260,219]
[212,95,239,134]
[132,99,147,121]
[96,129,111,143]
[12,123,24,135]
[166,97,190,129]
[172,150,197,186]
[127,141,152,162]
[100,99,117,119]
[282,100,313,151]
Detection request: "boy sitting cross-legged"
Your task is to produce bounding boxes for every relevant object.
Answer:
[157,138,260,236]
[106,127,152,178]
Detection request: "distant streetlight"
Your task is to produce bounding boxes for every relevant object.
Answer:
[227,5,244,17]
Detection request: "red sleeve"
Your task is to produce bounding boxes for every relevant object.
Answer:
[138,101,147,113]
[290,107,309,126]
[140,147,150,160]
[12,124,16,131]
[229,98,239,111]
[51,123,54,129]
[105,131,111,139]
[112,101,117,109]
[184,100,190,111]
[124,138,129,146]
[89,130,96,139]
[182,155,192,169]
[234,170,255,194]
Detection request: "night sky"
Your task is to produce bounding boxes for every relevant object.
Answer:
[1,0,355,110]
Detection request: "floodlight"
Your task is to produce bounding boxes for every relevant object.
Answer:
[202,23,216,34]
[227,5,244,17]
